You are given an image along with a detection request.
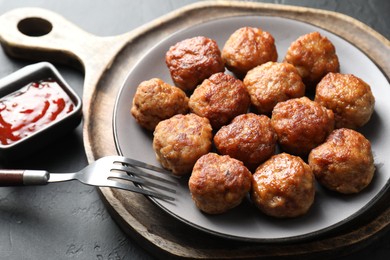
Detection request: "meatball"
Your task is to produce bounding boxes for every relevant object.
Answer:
[284,32,340,88]
[271,97,334,157]
[189,153,252,214]
[214,113,277,171]
[188,72,250,129]
[251,153,315,218]
[130,78,189,131]
[244,62,305,115]
[165,36,225,92]
[222,27,278,78]
[308,128,375,194]
[315,73,375,129]
[153,113,212,176]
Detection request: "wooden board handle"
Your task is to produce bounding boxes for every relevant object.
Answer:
[0,7,100,69]
[0,7,131,115]
[0,7,129,71]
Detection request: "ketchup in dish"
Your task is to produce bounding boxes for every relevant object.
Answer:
[0,78,75,145]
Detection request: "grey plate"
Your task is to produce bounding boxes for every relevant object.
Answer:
[113,16,390,242]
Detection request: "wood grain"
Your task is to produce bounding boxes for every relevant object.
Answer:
[0,1,389,259]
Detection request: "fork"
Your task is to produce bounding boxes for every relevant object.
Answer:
[0,156,176,201]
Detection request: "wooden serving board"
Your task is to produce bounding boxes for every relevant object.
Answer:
[1,1,389,259]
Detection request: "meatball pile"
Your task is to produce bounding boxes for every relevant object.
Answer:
[129,26,376,218]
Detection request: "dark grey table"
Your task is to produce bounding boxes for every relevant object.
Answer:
[0,1,389,259]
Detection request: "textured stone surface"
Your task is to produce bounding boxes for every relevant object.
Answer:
[0,0,388,259]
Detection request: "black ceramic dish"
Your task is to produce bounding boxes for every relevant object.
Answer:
[0,62,82,161]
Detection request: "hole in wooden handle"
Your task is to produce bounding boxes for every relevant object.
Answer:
[17,17,53,37]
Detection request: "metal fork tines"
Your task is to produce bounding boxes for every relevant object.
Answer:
[50,156,177,201]
[106,156,177,201]
[0,156,177,201]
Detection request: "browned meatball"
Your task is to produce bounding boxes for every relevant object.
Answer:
[165,36,225,92]
[271,97,334,157]
[188,72,250,129]
[222,27,278,78]
[308,128,375,194]
[251,153,315,218]
[315,73,375,129]
[284,32,340,88]
[189,153,252,214]
[214,113,277,171]
[153,113,212,176]
[244,62,305,115]
[130,78,189,131]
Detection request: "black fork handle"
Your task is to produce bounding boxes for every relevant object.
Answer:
[0,170,49,186]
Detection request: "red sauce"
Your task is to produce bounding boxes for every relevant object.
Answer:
[0,78,75,145]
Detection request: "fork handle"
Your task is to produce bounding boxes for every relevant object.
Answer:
[0,170,49,186]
